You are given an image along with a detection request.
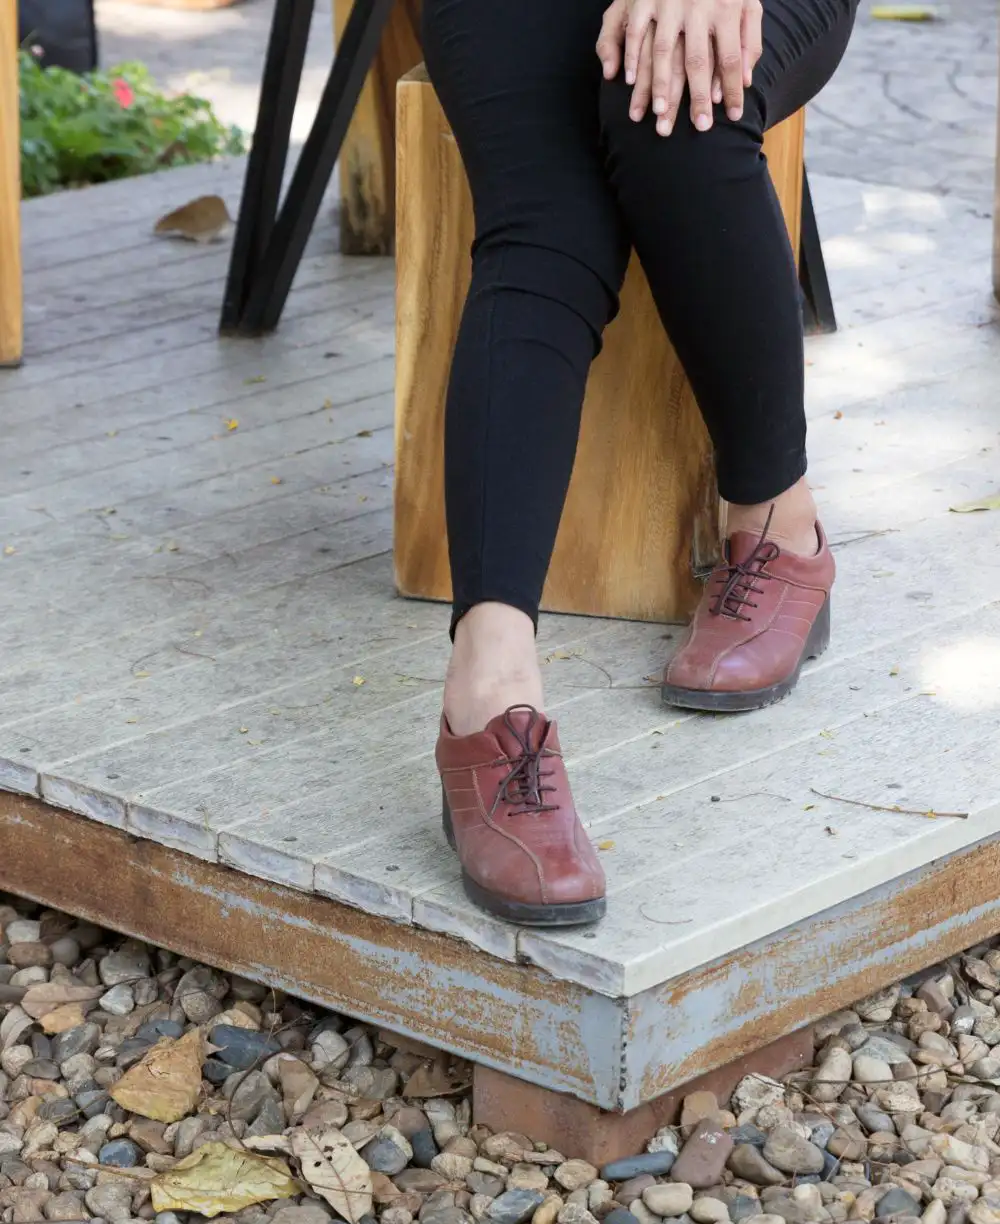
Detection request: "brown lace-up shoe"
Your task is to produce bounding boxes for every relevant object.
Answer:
[435,705,606,926]
[662,518,835,712]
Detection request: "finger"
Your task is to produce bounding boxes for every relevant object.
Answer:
[684,13,713,131]
[656,34,686,135]
[650,12,682,119]
[596,0,628,80]
[630,26,654,120]
[624,0,654,86]
[741,0,763,87]
[714,6,745,120]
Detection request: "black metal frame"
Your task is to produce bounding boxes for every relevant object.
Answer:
[220,0,395,336]
[799,166,837,335]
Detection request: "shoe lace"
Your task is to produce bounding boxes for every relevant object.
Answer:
[709,505,781,622]
[490,705,559,818]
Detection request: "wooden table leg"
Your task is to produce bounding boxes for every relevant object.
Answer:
[334,0,421,254]
[1,3,23,368]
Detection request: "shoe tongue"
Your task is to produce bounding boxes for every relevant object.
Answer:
[486,706,548,758]
[727,530,768,568]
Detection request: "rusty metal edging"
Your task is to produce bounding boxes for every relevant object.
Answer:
[0,792,625,1110]
[623,826,1000,1112]
[7,791,1000,1116]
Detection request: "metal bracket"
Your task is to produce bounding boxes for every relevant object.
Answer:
[220,0,394,336]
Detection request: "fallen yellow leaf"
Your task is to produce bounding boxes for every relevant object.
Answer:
[890,666,900,677]
[323,399,333,409]
[2,546,14,556]
[871,4,939,18]
[244,375,267,385]
[352,676,365,687]
[597,840,615,851]
[151,1142,299,1218]
[239,727,249,734]
[107,429,119,437]
[290,1129,372,1223]
[271,476,282,485]
[225,419,239,431]
[111,1028,204,1123]
[950,495,1000,513]
[135,670,151,679]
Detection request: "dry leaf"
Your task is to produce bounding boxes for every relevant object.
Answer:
[20,983,104,1020]
[950,495,1000,513]
[224,419,239,432]
[151,1141,298,1217]
[270,476,282,485]
[1,1007,33,1051]
[40,1002,88,1035]
[289,1128,372,1224]
[155,196,234,243]
[871,4,939,17]
[356,429,373,438]
[3,545,14,556]
[245,375,267,385]
[890,666,900,677]
[352,676,365,687]
[833,410,843,420]
[402,1059,472,1099]
[597,840,615,851]
[111,1028,204,1123]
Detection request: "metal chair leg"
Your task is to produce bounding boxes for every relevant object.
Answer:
[800,166,837,336]
[236,0,395,335]
[220,0,315,333]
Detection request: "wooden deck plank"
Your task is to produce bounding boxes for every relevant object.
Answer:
[4,160,1000,1046]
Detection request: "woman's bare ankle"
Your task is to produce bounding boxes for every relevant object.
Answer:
[443,602,544,735]
[726,477,820,558]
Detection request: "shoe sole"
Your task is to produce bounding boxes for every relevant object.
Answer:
[441,794,606,928]
[661,598,831,713]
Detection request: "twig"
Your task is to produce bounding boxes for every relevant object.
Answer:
[828,528,898,550]
[809,787,968,820]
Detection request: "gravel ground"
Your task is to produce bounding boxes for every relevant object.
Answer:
[5,894,1000,1224]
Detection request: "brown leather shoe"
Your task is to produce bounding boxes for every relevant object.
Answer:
[436,705,606,926]
[662,519,835,712]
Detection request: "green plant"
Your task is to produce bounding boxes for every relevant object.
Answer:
[19,50,247,198]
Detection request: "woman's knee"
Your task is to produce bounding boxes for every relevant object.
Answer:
[599,75,766,189]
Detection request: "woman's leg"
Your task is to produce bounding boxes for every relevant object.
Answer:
[423,0,630,736]
[598,0,857,709]
[424,0,626,925]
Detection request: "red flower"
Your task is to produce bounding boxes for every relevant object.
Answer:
[112,78,135,108]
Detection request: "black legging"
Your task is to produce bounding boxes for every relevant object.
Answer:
[423,0,858,633]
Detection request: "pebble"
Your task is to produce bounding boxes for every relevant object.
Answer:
[99,984,135,1016]
[727,1145,785,1187]
[97,1138,142,1167]
[641,1185,693,1216]
[876,1188,922,1219]
[98,942,151,987]
[812,1048,852,1102]
[6,942,53,969]
[411,1130,440,1169]
[601,1153,678,1181]
[603,1212,642,1224]
[854,1055,893,1084]
[969,1200,1000,1224]
[210,1024,282,1070]
[761,1128,824,1177]
[175,966,228,1022]
[52,1023,101,1063]
[364,1128,415,1177]
[555,1161,598,1193]
[487,1191,546,1224]
[4,920,42,943]
[671,1122,734,1190]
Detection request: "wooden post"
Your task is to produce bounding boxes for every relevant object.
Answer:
[333,0,421,254]
[394,68,807,624]
[0,0,23,367]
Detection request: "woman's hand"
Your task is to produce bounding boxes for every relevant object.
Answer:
[596,0,763,136]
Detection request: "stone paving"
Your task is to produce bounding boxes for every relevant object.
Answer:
[92,0,998,208]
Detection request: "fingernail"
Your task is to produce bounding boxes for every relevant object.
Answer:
[657,118,672,136]
[625,68,635,85]
[652,97,665,114]
[695,113,711,131]
[727,106,742,121]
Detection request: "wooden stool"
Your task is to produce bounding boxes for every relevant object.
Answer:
[1,1,23,368]
[394,65,805,623]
